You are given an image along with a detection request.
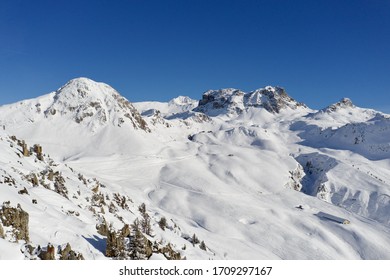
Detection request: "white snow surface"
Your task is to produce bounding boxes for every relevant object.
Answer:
[134,96,198,117]
[1,78,390,260]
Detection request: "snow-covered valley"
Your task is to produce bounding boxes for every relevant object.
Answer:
[1,78,390,259]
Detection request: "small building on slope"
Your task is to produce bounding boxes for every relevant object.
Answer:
[317,211,350,224]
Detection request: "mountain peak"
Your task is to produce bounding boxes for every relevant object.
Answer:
[246,86,306,113]
[322,97,355,113]
[339,97,354,107]
[55,77,117,100]
[45,78,150,132]
[194,86,306,116]
[65,77,98,85]
[168,96,197,106]
[195,88,245,116]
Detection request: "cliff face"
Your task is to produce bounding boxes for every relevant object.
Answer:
[0,203,29,242]
[195,86,306,116]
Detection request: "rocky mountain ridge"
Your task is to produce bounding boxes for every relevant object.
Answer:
[194,86,307,116]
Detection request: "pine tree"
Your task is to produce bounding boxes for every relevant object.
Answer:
[138,203,146,214]
[105,224,125,258]
[138,203,152,236]
[129,219,147,260]
[199,240,207,251]
[192,233,200,246]
[141,212,152,236]
[158,217,167,231]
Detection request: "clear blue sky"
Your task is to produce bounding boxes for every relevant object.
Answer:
[1,0,389,112]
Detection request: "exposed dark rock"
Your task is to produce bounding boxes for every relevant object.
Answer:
[0,223,4,238]
[108,202,117,213]
[33,144,43,161]
[195,86,306,116]
[322,97,355,113]
[121,224,131,237]
[47,171,54,181]
[96,219,109,236]
[0,203,29,242]
[38,244,55,260]
[53,173,68,198]
[3,175,16,186]
[22,142,29,157]
[18,187,29,195]
[111,194,130,210]
[29,173,39,186]
[157,243,182,260]
[24,244,35,256]
[59,243,84,260]
[91,192,106,207]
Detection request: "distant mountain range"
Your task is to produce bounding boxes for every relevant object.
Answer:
[1,77,389,260]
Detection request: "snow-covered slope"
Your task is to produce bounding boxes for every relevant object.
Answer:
[0,78,160,160]
[135,96,198,117]
[306,98,378,128]
[0,132,211,260]
[298,114,390,160]
[1,78,390,260]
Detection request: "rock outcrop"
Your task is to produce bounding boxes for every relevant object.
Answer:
[322,98,354,113]
[38,244,55,260]
[59,243,84,260]
[195,86,306,116]
[0,202,29,242]
[0,223,4,239]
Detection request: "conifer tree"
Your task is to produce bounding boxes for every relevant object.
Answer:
[141,212,152,236]
[199,240,207,251]
[192,233,200,246]
[129,219,147,260]
[138,203,146,214]
[138,203,152,236]
[158,217,167,231]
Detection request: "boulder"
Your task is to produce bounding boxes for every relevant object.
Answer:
[0,223,4,238]
[39,244,55,260]
[59,243,84,260]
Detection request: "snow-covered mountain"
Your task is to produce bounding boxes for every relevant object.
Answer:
[194,86,307,116]
[0,78,161,160]
[306,97,378,128]
[1,78,390,260]
[135,95,198,118]
[1,78,149,132]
